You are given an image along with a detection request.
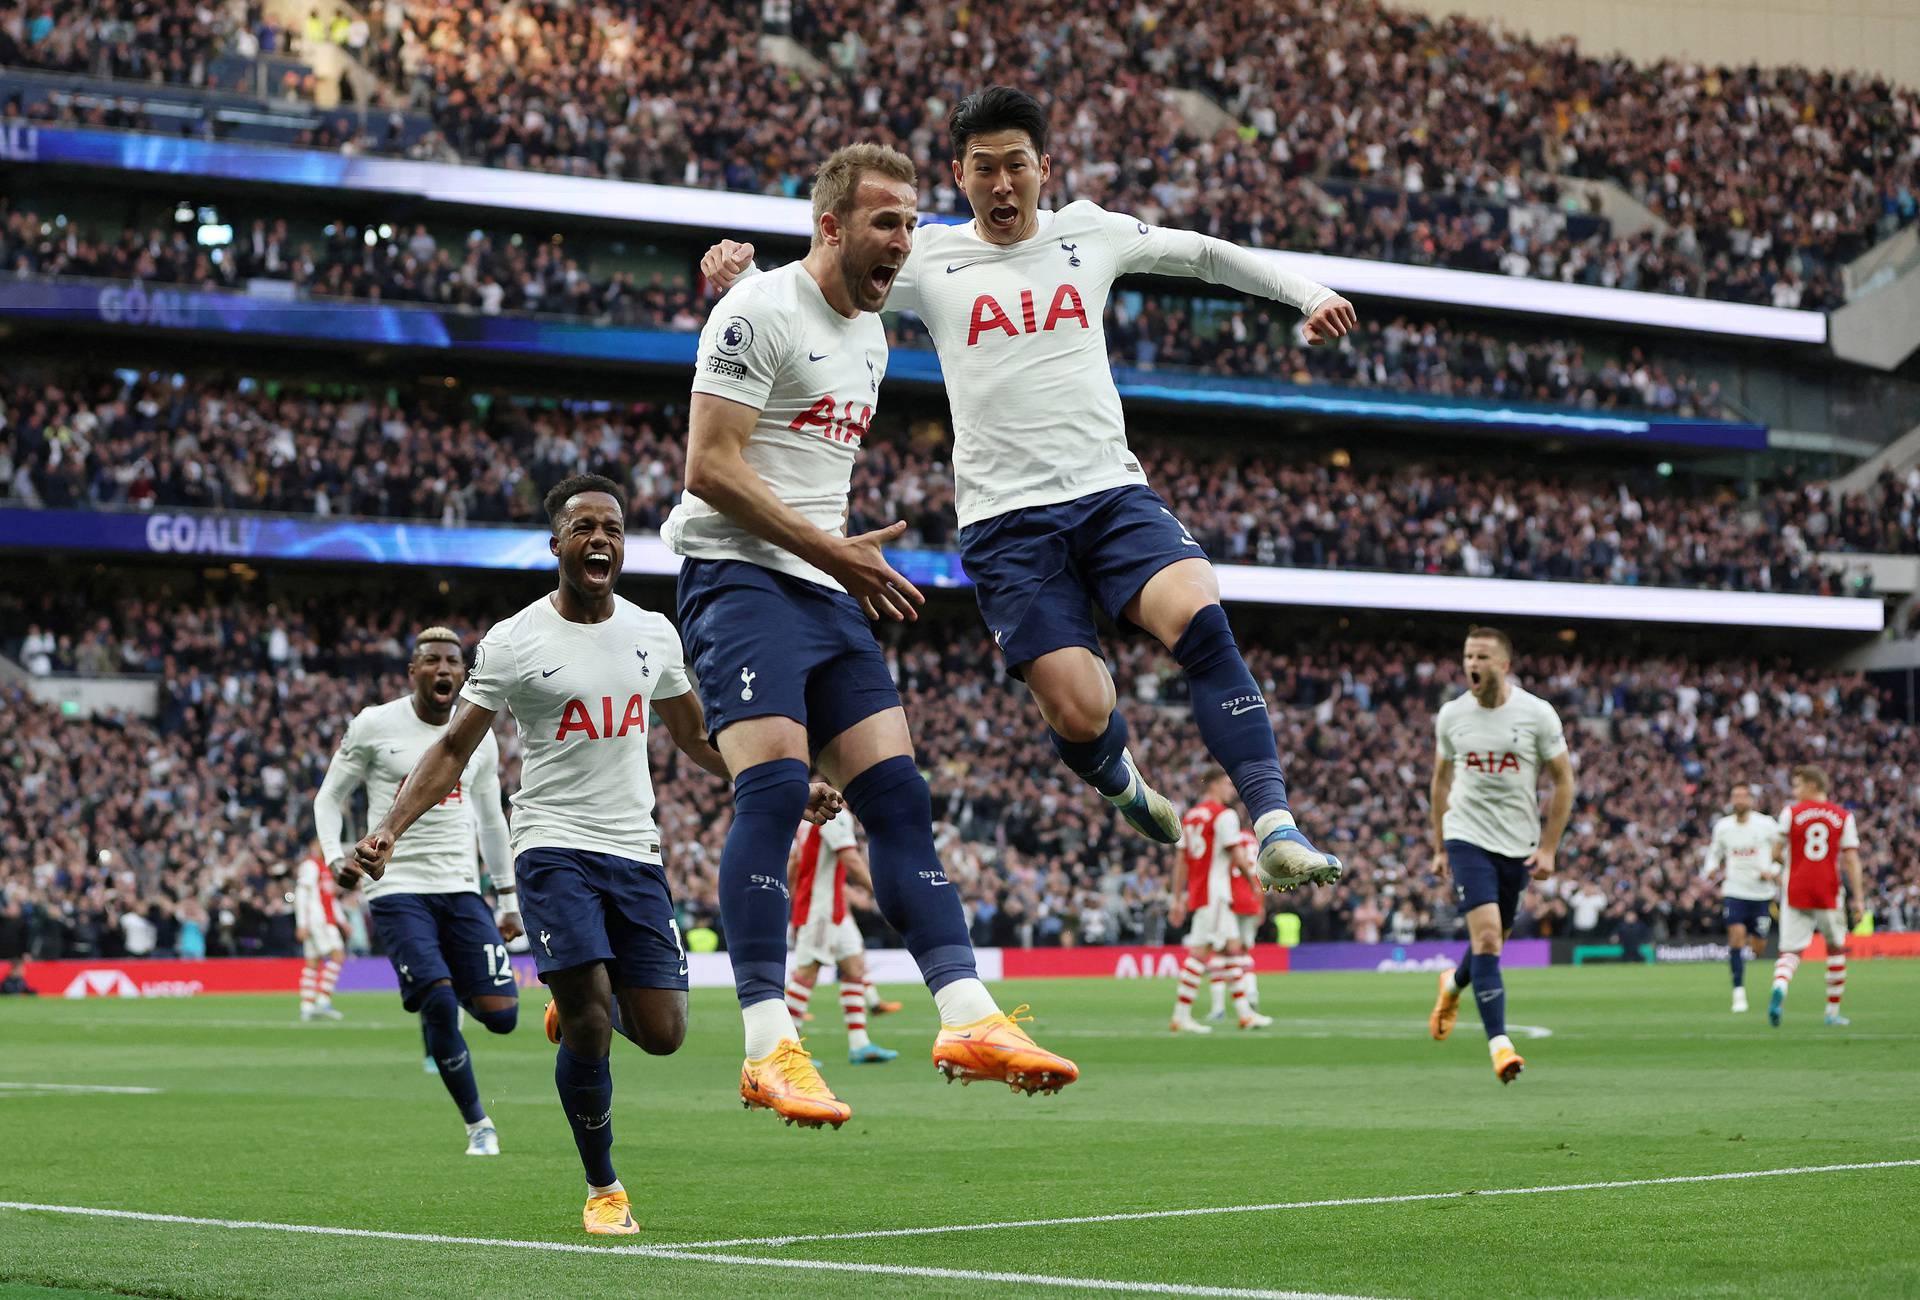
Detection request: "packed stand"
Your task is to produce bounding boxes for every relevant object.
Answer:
[0,370,1874,593]
[353,0,1918,309]
[2,585,1915,960]
[0,0,286,86]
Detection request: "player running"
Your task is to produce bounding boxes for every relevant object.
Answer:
[783,809,898,1064]
[317,627,518,1156]
[1704,780,1781,1013]
[1169,775,1270,1033]
[671,143,1078,1129]
[292,844,345,1022]
[1425,627,1575,1084]
[701,85,1356,895]
[1769,765,1865,1028]
[355,474,840,1235]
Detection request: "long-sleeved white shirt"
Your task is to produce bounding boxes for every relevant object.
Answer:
[313,696,512,901]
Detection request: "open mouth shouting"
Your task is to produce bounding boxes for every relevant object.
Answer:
[582,549,615,584]
[986,203,1019,230]
[430,675,456,705]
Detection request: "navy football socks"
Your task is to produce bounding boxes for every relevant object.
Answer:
[1171,605,1290,821]
[1469,952,1507,1040]
[843,756,978,994]
[419,983,485,1125]
[1049,709,1133,798]
[719,758,810,1008]
[554,1043,616,1187]
[1730,944,1746,989]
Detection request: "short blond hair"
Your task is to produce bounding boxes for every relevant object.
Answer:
[412,626,462,658]
[809,143,917,240]
[1791,764,1829,794]
[1465,625,1513,659]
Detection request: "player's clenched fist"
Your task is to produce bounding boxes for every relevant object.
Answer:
[701,240,755,293]
[353,827,396,880]
[1303,294,1357,346]
[803,781,845,825]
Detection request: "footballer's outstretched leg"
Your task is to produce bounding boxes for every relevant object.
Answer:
[1030,650,1180,845]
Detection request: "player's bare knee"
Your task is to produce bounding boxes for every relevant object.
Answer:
[468,995,518,1034]
[633,1011,686,1056]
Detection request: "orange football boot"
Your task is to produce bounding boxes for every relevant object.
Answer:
[1430,970,1461,1041]
[583,1190,639,1236]
[932,1004,1079,1095]
[740,1039,852,1129]
[544,999,562,1044]
[870,996,904,1016]
[1492,1043,1525,1084]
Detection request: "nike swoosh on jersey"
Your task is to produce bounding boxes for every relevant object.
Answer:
[541,666,564,678]
[946,261,985,273]
[808,351,830,361]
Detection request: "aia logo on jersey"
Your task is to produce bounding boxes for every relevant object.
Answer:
[790,397,872,446]
[1463,751,1523,774]
[966,284,1089,346]
[555,694,648,741]
[438,780,463,807]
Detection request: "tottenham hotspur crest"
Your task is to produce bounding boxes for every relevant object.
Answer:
[740,667,757,701]
[1061,242,1080,267]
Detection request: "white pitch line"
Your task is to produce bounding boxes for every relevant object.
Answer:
[0,1082,162,1095]
[0,1202,1386,1300]
[667,1159,1920,1249]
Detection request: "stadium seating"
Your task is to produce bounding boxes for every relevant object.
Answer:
[3,370,1895,592]
[10,1,1913,309]
[2,588,1914,960]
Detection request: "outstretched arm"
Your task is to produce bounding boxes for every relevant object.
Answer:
[1103,211,1356,344]
[355,700,496,879]
[1428,752,1454,881]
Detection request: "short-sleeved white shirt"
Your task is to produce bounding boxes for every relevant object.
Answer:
[1434,685,1569,858]
[460,594,691,863]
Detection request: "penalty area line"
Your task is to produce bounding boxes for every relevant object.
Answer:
[667,1158,1920,1250]
[0,1202,1391,1300]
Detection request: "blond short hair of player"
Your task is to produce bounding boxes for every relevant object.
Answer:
[809,143,917,243]
[1791,764,1829,794]
[412,626,462,659]
[1465,625,1513,659]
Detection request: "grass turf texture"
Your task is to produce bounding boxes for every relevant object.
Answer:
[1,964,1916,1299]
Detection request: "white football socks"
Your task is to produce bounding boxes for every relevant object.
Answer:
[742,997,800,1059]
[933,977,999,1026]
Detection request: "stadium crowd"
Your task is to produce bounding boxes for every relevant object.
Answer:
[9,1,1914,309]
[0,199,1732,418]
[1,586,1914,965]
[0,0,283,86]
[1,368,1890,592]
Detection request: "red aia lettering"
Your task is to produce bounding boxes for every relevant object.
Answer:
[966,285,1088,346]
[1463,751,1522,774]
[788,397,872,446]
[555,695,649,741]
[438,779,463,807]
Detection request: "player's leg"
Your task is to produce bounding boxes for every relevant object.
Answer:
[1726,912,1751,1012]
[785,960,820,1023]
[1770,907,1813,1026]
[865,977,901,1015]
[818,705,1077,1094]
[1819,912,1850,1026]
[1223,938,1268,1028]
[1237,914,1262,1010]
[1171,927,1212,1033]
[544,960,631,1229]
[958,501,1179,845]
[1122,556,1338,890]
[367,894,490,1141]
[677,559,844,1114]
[315,931,343,1016]
[712,715,816,1057]
[835,950,895,1063]
[298,952,319,1020]
[437,894,521,1155]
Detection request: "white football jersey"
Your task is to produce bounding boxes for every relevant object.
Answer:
[667,260,888,590]
[1707,812,1782,902]
[1434,686,1569,859]
[314,696,508,901]
[793,808,859,926]
[461,593,692,862]
[885,201,1334,527]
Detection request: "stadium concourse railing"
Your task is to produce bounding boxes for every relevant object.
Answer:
[0,501,1885,632]
[0,123,1830,345]
[17,935,1920,998]
[0,273,1767,450]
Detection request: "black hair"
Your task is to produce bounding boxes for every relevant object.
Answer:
[543,472,627,533]
[949,85,1049,160]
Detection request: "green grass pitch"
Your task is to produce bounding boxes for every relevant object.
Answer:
[2,963,1916,1298]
